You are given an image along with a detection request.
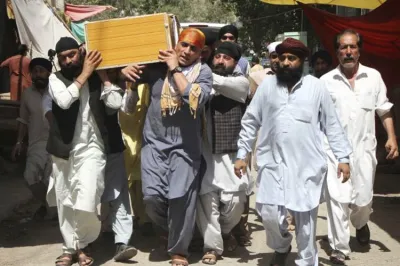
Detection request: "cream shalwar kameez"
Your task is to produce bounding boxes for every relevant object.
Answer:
[196,71,251,256]
[46,74,123,253]
[321,64,393,256]
[237,75,352,266]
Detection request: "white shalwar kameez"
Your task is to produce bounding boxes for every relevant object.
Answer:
[321,64,393,255]
[46,74,123,253]
[196,72,252,255]
[237,75,352,266]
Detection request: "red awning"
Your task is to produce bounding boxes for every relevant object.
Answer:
[65,3,116,22]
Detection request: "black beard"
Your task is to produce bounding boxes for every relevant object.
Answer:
[212,64,235,76]
[32,78,49,90]
[60,54,84,80]
[276,64,304,85]
[61,64,82,80]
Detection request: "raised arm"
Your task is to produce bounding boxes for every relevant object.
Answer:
[212,73,249,103]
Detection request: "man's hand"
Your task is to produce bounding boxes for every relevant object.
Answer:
[158,49,179,71]
[121,64,145,83]
[337,163,351,183]
[234,159,247,178]
[82,50,102,77]
[385,137,399,160]
[11,143,22,162]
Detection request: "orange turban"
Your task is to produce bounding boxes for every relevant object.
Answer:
[178,28,205,50]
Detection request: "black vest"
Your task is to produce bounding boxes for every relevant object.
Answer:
[210,95,246,154]
[46,72,125,159]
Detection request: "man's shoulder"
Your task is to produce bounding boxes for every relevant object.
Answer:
[200,63,213,76]
[359,64,381,78]
[320,68,339,81]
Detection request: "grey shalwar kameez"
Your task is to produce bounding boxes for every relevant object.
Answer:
[140,63,213,257]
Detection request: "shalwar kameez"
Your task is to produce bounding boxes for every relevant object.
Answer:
[321,64,393,256]
[196,65,251,258]
[237,73,352,266]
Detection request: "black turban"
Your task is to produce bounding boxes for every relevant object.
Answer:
[29,58,52,72]
[215,42,241,61]
[218,25,239,40]
[199,29,216,47]
[55,37,80,54]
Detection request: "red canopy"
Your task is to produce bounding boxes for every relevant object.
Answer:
[65,3,116,22]
[300,0,400,89]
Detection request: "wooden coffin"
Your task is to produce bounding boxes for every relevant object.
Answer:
[85,13,180,70]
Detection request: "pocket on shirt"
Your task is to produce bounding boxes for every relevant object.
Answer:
[291,108,312,123]
[360,91,375,111]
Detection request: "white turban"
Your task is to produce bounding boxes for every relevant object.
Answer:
[267,41,282,54]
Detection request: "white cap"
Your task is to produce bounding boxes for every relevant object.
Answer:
[267,41,282,54]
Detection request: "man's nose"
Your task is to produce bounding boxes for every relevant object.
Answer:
[282,58,290,66]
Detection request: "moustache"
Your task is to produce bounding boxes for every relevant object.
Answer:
[343,57,355,62]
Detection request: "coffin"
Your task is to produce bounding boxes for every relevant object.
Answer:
[85,13,180,69]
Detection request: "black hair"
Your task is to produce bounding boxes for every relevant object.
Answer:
[311,50,332,67]
[251,56,260,64]
[17,44,29,56]
[334,29,363,50]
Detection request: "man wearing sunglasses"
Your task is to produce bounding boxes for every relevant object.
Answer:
[121,28,212,266]
[234,38,352,266]
[218,25,250,77]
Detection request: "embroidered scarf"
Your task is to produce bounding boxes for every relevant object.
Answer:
[160,61,202,118]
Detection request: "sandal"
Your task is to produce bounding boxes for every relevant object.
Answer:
[330,250,346,265]
[270,245,291,266]
[202,250,218,265]
[55,253,76,266]
[171,254,189,266]
[77,246,94,266]
[223,233,238,252]
[237,235,252,247]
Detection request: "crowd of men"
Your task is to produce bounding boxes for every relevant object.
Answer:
[6,23,398,266]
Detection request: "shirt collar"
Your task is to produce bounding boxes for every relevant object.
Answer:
[333,63,368,81]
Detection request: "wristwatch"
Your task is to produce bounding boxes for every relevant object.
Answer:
[170,66,183,75]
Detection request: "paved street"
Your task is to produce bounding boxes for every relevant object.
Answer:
[0,191,399,266]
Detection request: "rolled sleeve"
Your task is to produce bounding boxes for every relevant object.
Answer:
[338,157,350,164]
[100,84,124,110]
[375,74,393,117]
[236,149,248,160]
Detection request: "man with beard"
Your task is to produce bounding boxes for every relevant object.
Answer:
[12,58,53,220]
[234,38,352,266]
[311,50,332,78]
[46,37,128,266]
[196,42,250,265]
[321,29,398,264]
[121,28,212,266]
[218,25,250,76]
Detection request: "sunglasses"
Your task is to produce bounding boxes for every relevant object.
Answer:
[221,35,235,41]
